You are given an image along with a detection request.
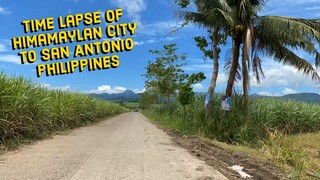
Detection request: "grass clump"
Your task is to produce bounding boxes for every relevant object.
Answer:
[260,133,320,179]
[0,73,128,149]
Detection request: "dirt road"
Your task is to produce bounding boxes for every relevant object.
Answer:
[0,112,228,180]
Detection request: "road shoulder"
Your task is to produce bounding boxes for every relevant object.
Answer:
[143,114,287,180]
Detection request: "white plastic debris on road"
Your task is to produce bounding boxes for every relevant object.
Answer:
[228,165,252,179]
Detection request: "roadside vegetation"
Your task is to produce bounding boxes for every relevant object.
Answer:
[139,0,320,179]
[142,96,320,179]
[0,73,128,150]
[144,96,320,143]
[118,101,140,110]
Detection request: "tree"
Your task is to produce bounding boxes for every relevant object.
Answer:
[142,44,187,104]
[174,0,228,113]
[177,72,206,107]
[227,1,320,106]
[176,0,320,107]
[139,92,157,109]
[194,30,226,113]
[177,72,206,117]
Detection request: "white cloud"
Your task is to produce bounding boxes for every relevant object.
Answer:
[56,85,71,91]
[261,0,320,18]
[257,91,281,97]
[184,59,225,72]
[190,59,320,94]
[138,21,194,38]
[251,61,320,89]
[0,54,21,64]
[99,11,106,24]
[142,21,177,36]
[134,41,144,46]
[89,85,127,94]
[184,62,228,89]
[0,7,11,15]
[111,0,146,26]
[0,39,11,44]
[133,88,145,93]
[41,84,71,91]
[282,88,298,95]
[193,83,204,91]
[258,91,273,96]
[0,43,6,52]
[40,83,51,88]
[216,74,229,87]
[146,39,158,44]
[88,86,145,94]
[184,64,212,71]
[104,5,191,40]
[145,36,178,44]
[208,60,320,91]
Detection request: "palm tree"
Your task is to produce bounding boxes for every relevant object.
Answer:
[194,28,225,113]
[177,0,320,107]
[176,1,231,113]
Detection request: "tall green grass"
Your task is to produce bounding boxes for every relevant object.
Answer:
[0,73,128,148]
[143,95,320,179]
[143,94,320,144]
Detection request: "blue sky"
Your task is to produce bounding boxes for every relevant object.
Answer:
[0,0,319,95]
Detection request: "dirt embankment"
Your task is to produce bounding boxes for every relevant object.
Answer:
[165,130,288,180]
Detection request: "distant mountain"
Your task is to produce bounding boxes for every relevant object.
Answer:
[89,90,140,102]
[250,93,263,98]
[251,93,320,104]
[281,93,320,104]
[89,91,320,104]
